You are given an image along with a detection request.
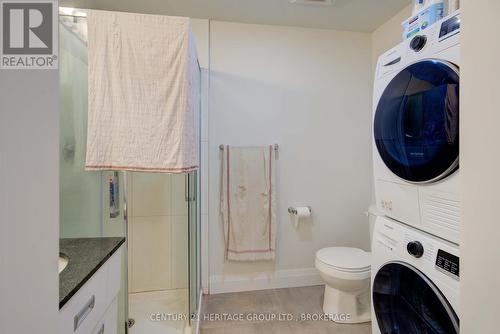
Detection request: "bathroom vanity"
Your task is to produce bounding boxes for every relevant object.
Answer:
[59,238,125,334]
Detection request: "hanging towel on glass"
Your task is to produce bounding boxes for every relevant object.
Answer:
[85,10,200,173]
[220,146,277,261]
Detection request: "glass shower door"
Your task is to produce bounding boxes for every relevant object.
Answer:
[59,15,103,238]
[60,14,129,333]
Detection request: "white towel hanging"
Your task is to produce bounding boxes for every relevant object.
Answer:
[220,145,277,261]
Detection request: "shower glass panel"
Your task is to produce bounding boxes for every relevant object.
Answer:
[188,171,201,319]
[59,15,102,238]
[59,8,201,333]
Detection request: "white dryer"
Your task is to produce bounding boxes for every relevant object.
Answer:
[371,215,459,334]
[373,12,461,244]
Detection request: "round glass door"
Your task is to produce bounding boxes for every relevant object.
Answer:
[373,262,459,334]
[374,60,459,183]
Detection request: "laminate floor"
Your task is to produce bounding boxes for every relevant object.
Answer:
[200,285,372,334]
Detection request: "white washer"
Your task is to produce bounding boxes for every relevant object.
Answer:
[373,12,461,244]
[371,215,459,334]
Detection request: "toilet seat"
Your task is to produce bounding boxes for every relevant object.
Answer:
[315,247,372,323]
[316,247,371,273]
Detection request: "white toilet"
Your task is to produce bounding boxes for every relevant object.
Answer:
[315,247,371,323]
[315,207,377,323]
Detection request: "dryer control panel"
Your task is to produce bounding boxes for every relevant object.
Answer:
[439,13,460,40]
[435,249,460,280]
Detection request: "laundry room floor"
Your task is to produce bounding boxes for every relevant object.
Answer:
[200,285,372,334]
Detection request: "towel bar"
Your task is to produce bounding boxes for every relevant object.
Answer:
[219,144,279,152]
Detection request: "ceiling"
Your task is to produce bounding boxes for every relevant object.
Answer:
[60,0,411,32]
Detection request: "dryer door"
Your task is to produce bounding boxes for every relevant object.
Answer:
[374,60,459,183]
[373,262,459,334]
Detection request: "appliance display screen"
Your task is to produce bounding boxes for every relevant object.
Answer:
[436,249,459,279]
[439,15,460,38]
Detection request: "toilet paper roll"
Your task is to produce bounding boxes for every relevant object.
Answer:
[290,206,311,229]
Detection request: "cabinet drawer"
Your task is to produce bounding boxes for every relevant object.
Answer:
[106,248,122,305]
[92,298,118,334]
[59,265,107,334]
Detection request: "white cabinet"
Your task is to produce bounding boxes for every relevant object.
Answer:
[59,247,123,334]
[91,299,118,334]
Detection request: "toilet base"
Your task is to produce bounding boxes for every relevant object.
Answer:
[322,284,371,324]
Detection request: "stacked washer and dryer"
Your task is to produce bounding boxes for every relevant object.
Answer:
[371,11,461,334]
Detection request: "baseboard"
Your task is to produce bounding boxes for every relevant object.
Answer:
[209,267,323,294]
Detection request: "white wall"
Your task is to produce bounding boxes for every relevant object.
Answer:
[371,4,412,73]
[0,69,59,331]
[208,21,373,293]
[128,173,189,292]
[370,7,412,133]
[460,1,500,332]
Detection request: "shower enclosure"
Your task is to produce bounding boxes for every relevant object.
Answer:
[59,9,201,333]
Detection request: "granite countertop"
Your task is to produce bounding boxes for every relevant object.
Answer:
[59,237,125,309]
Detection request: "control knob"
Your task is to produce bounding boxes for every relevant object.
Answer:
[407,241,424,258]
[410,35,427,51]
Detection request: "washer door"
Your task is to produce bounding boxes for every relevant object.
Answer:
[373,262,459,334]
[374,60,459,183]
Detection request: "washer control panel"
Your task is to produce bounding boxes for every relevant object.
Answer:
[435,249,460,280]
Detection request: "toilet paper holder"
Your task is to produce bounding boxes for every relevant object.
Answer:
[288,206,312,215]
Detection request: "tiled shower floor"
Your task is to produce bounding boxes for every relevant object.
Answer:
[129,289,188,334]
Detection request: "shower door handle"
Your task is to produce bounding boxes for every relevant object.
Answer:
[190,173,197,202]
[185,173,196,202]
[185,174,190,202]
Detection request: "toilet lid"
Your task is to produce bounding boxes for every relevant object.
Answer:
[316,247,371,271]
